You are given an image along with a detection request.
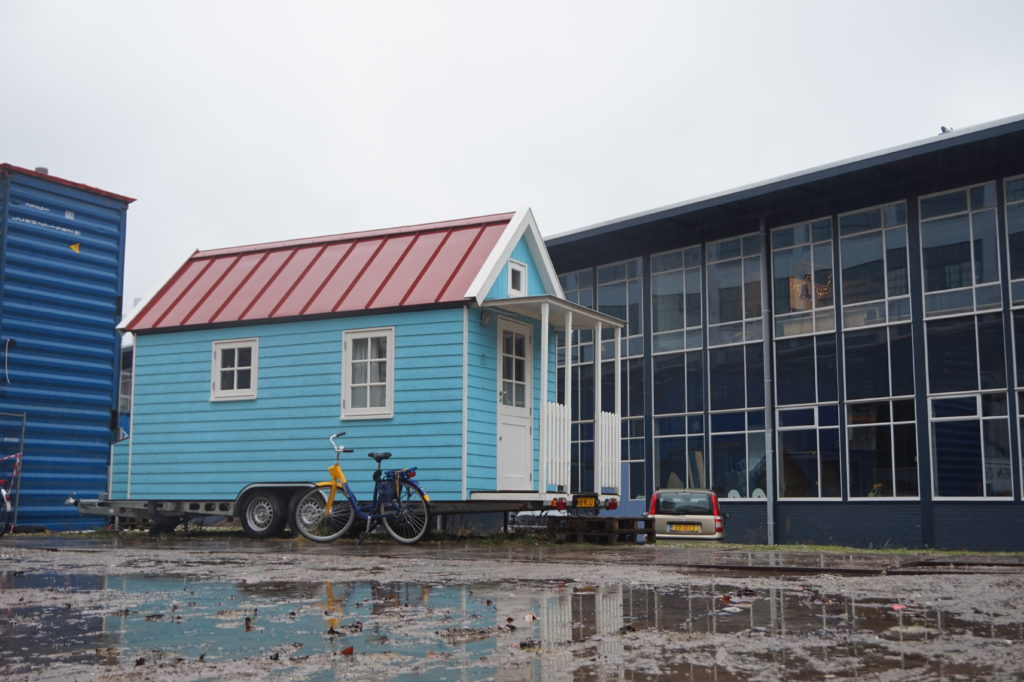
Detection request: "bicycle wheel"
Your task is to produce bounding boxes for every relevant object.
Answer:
[0,491,10,538]
[293,486,354,542]
[382,480,430,544]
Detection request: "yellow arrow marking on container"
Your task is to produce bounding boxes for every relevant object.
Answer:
[69,243,81,254]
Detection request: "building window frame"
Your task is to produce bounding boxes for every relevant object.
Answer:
[776,405,842,500]
[341,327,395,420]
[838,201,911,329]
[918,181,1001,317]
[771,217,835,338]
[706,232,762,347]
[928,392,1012,499]
[211,338,258,401]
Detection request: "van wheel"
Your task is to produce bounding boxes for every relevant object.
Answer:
[239,491,287,539]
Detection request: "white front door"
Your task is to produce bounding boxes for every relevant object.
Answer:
[497,319,532,490]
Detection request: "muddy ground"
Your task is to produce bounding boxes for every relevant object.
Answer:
[1,531,1023,680]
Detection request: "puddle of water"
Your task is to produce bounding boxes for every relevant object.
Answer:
[1,571,1021,680]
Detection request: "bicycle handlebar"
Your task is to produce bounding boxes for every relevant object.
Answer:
[329,432,354,454]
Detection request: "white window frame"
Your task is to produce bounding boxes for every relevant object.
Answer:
[211,338,259,401]
[508,260,527,297]
[341,327,395,420]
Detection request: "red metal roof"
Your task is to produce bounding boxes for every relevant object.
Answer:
[126,212,516,332]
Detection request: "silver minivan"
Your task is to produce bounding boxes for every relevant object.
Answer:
[646,489,726,540]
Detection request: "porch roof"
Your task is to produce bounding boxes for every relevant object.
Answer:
[481,295,624,331]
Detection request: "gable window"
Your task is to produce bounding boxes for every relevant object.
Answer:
[509,260,527,297]
[211,338,258,401]
[342,327,395,419]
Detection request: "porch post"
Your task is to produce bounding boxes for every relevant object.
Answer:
[539,302,549,495]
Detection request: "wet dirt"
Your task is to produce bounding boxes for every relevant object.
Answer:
[1,533,1023,680]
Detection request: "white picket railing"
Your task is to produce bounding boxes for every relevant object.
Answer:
[543,401,571,493]
[595,410,621,495]
[543,402,620,496]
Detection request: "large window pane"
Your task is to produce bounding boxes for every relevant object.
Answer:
[746,344,764,408]
[886,227,909,297]
[816,334,838,403]
[774,245,812,314]
[845,328,889,400]
[922,215,971,291]
[708,260,743,324]
[927,317,978,394]
[776,336,815,405]
[686,351,704,413]
[934,420,983,496]
[780,429,818,497]
[841,231,885,304]
[983,420,1011,496]
[890,325,915,396]
[972,209,999,284]
[977,313,1006,390]
[709,346,745,410]
[819,428,841,497]
[712,433,746,497]
[848,425,892,496]
[653,354,684,414]
[893,423,918,496]
[651,272,683,333]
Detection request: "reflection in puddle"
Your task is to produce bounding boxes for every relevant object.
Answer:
[1,571,1021,680]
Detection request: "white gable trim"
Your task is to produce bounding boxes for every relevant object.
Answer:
[463,207,565,303]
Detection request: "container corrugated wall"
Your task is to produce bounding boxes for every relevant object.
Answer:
[0,166,131,530]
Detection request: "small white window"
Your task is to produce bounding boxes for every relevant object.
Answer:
[342,327,395,419]
[211,338,258,401]
[509,260,527,297]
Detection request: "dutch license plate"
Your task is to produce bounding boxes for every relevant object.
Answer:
[575,496,597,508]
[670,523,700,533]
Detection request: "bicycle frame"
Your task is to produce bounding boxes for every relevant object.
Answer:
[319,457,430,522]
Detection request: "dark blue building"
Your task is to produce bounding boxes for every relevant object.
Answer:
[547,115,1024,551]
[0,165,132,530]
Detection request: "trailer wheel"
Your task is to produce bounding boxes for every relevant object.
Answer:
[239,491,287,539]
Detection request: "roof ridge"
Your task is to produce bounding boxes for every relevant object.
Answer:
[192,212,517,259]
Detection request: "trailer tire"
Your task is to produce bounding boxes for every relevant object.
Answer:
[239,491,287,539]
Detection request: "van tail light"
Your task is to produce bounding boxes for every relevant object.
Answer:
[711,493,721,517]
[715,516,724,533]
[604,498,618,511]
[648,493,658,516]
[552,497,567,511]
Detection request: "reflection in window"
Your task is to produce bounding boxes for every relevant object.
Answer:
[771,218,834,337]
[920,182,1001,316]
[926,313,1006,395]
[775,333,837,405]
[778,426,841,498]
[844,324,914,400]
[598,259,643,357]
[651,246,702,352]
[707,233,762,346]
[931,394,1011,498]
[847,400,917,497]
[839,202,910,329]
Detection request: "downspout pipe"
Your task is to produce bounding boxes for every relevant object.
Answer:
[760,217,776,546]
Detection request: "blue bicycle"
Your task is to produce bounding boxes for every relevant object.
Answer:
[293,433,431,544]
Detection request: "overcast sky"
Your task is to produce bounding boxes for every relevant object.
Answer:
[3,1,1024,309]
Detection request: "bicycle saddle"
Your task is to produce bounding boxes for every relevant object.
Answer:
[369,452,392,463]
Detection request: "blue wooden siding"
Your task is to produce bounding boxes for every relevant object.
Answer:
[117,308,468,501]
[485,237,549,299]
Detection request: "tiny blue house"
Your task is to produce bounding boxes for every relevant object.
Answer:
[111,210,622,536]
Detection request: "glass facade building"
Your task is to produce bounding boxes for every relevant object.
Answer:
[546,115,1024,550]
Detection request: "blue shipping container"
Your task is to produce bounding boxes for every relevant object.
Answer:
[0,164,132,530]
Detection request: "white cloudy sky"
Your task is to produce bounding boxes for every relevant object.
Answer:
[3,1,1024,308]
